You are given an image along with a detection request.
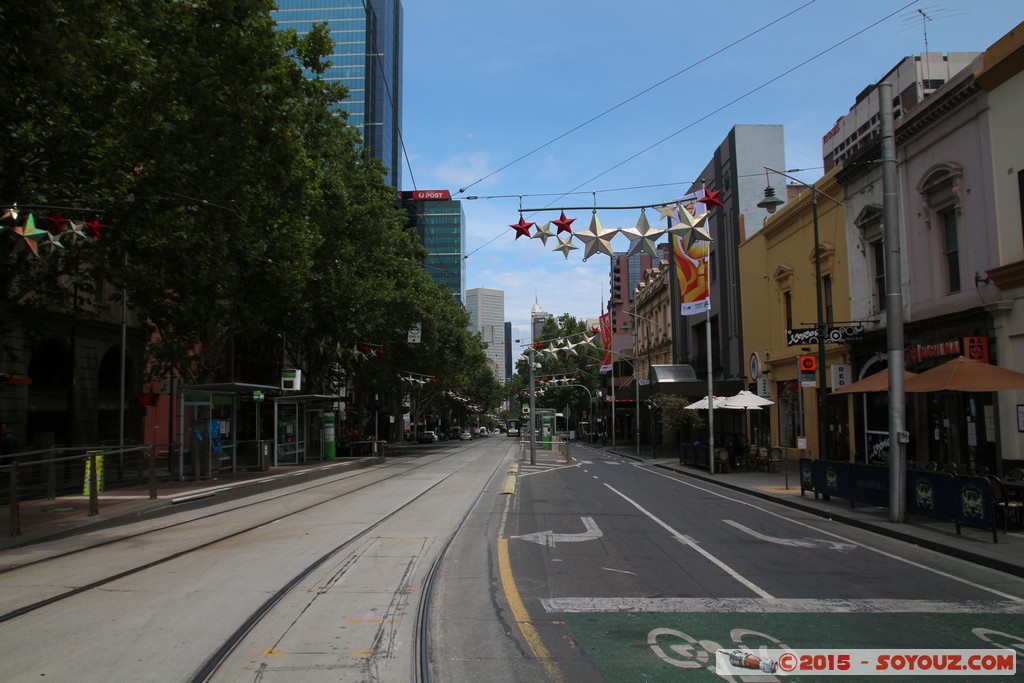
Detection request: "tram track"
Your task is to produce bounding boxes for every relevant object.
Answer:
[190,442,511,682]
[0,446,488,625]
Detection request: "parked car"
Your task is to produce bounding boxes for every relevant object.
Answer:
[460,430,472,440]
[477,427,489,436]
[416,431,438,444]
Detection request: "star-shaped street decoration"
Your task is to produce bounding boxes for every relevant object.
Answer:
[553,233,577,259]
[698,187,723,210]
[42,231,65,253]
[68,220,89,242]
[667,205,711,249]
[573,212,619,260]
[655,203,678,221]
[510,215,534,240]
[45,212,70,235]
[13,214,46,257]
[531,221,554,246]
[86,217,109,239]
[622,209,665,258]
[552,210,576,235]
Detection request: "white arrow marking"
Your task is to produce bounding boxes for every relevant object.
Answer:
[512,516,603,548]
[723,519,856,551]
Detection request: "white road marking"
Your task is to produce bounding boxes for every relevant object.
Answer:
[637,465,1024,602]
[723,519,856,551]
[601,567,637,576]
[541,597,1024,614]
[512,516,604,548]
[605,484,774,599]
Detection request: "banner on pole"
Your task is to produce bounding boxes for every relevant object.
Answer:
[676,234,710,316]
[599,312,613,373]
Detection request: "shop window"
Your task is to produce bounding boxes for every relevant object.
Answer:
[777,380,802,448]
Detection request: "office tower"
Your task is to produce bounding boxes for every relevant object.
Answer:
[400,190,466,301]
[273,0,403,189]
[466,288,506,383]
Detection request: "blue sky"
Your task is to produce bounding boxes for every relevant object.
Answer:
[399,1,1022,340]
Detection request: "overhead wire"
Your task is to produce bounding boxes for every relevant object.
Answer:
[454,0,818,197]
[462,0,919,260]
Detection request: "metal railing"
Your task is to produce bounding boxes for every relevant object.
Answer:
[1,444,161,537]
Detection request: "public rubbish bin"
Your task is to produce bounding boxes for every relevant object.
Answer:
[259,441,271,471]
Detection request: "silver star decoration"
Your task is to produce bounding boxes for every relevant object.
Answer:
[553,233,577,259]
[531,221,554,246]
[559,342,579,357]
[668,205,711,249]
[622,209,665,258]
[42,231,65,252]
[655,203,678,220]
[573,212,619,260]
[580,333,597,348]
[68,220,89,242]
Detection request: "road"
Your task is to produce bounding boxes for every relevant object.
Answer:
[433,442,1024,681]
[1,438,1021,682]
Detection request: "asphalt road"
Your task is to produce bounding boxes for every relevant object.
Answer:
[489,443,1024,681]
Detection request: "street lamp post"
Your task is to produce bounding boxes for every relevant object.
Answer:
[758,167,840,463]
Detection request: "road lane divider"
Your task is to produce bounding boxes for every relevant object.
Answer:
[604,483,774,599]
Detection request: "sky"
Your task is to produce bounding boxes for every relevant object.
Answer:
[399,1,1022,343]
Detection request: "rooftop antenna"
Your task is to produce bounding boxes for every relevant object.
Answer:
[917,8,932,92]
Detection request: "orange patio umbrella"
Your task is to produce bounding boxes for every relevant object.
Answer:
[903,356,1024,393]
[831,369,918,395]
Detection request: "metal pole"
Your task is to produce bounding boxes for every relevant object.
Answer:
[707,309,714,474]
[529,345,537,465]
[880,81,907,522]
[811,190,829,463]
[611,367,616,449]
[634,367,640,460]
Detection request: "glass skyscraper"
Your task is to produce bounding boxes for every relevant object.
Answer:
[400,192,467,303]
[272,0,403,189]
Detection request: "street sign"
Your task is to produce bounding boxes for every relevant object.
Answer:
[798,355,817,372]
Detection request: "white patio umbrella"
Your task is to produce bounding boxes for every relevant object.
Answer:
[685,395,728,410]
[722,390,775,410]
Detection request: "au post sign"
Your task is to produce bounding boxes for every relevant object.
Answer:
[799,355,817,388]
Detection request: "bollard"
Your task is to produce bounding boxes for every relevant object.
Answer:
[8,462,20,537]
[88,453,99,517]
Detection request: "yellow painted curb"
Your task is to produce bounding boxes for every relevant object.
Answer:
[500,474,517,495]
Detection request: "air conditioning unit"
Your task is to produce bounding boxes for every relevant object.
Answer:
[281,369,302,391]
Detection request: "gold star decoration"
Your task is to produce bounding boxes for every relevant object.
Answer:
[622,209,665,258]
[531,221,554,246]
[553,233,578,259]
[668,204,711,249]
[573,212,619,260]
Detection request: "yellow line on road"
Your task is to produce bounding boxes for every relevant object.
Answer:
[498,538,563,682]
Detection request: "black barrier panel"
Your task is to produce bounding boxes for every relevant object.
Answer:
[812,459,850,500]
[799,459,814,494]
[955,476,995,531]
[906,471,957,521]
[850,464,889,507]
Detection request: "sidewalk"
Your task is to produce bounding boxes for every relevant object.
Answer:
[0,453,388,551]
[604,445,1024,579]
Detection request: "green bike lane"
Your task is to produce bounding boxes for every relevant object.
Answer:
[506,451,1024,681]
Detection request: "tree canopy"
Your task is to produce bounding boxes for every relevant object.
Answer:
[0,0,494,417]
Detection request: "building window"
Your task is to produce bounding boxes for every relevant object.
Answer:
[941,207,961,293]
[872,241,886,312]
[1018,169,1024,249]
[784,291,793,330]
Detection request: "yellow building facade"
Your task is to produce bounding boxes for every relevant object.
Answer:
[739,166,854,462]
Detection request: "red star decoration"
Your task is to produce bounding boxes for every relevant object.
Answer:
[86,217,109,239]
[45,212,70,235]
[698,188,723,210]
[552,211,576,235]
[510,215,534,240]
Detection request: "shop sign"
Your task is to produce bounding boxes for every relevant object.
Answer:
[786,324,865,346]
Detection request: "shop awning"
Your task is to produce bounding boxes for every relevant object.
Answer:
[646,364,744,399]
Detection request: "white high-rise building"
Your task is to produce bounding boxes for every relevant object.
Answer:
[466,288,506,383]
